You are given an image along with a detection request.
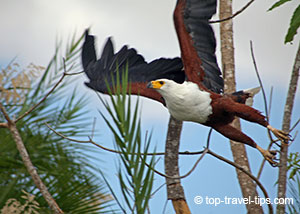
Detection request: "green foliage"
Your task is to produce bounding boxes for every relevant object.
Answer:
[268,0,292,10]
[287,152,300,213]
[99,67,155,213]
[269,0,300,43]
[288,152,300,180]
[1,190,40,214]
[0,31,114,213]
[287,175,300,214]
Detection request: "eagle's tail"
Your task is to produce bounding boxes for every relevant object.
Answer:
[243,87,261,106]
[231,87,260,106]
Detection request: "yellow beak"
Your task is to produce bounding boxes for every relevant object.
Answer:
[147,81,163,89]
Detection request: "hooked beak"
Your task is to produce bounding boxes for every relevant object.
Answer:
[147,80,163,89]
[146,81,153,89]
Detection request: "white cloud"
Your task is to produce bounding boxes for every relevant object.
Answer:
[0,0,298,91]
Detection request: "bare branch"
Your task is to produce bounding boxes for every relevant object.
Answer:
[250,42,277,180]
[207,149,273,214]
[0,122,8,128]
[164,117,190,213]
[268,87,274,121]
[148,129,212,179]
[15,60,82,123]
[210,0,255,24]
[142,148,208,180]
[45,122,122,154]
[0,103,63,214]
[250,42,273,134]
[150,182,166,198]
[290,117,300,132]
[48,120,207,180]
[91,117,97,139]
[220,1,262,212]
[46,122,209,156]
[277,40,300,214]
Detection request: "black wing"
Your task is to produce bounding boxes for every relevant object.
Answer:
[82,30,185,103]
[174,0,223,93]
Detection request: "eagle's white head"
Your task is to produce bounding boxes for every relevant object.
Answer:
[146,79,178,96]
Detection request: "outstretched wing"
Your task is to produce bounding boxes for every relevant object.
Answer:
[174,0,223,93]
[82,30,185,104]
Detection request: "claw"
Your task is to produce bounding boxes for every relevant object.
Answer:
[267,125,290,143]
[256,146,279,167]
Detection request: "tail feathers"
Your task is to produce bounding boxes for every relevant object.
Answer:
[243,87,260,106]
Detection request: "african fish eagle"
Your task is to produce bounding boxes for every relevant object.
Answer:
[81,0,289,166]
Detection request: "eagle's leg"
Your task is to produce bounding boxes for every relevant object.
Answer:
[267,125,290,143]
[256,145,278,167]
[213,124,278,166]
[222,100,290,143]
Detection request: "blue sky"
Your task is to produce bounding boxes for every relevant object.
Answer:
[1,0,300,213]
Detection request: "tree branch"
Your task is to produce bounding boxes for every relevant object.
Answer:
[219,2,263,213]
[0,103,63,214]
[250,41,274,140]
[15,61,82,123]
[142,148,208,180]
[46,122,209,156]
[0,122,8,128]
[164,117,190,214]
[210,0,255,24]
[250,42,276,180]
[207,149,273,214]
[277,40,300,214]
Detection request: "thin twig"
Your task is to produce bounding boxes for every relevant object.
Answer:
[0,122,8,128]
[162,199,168,214]
[15,60,82,123]
[256,87,275,180]
[288,131,298,147]
[150,129,212,179]
[48,119,209,179]
[268,87,273,121]
[0,103,63,214]
[91,117,97,140]
[290,117,300,132]
[250,41,277,180]
[206,128,213,148]
[150,182,166,198]
[250,42,272,130]
[141,148,208,179]
[45,123,122,154]
[210,0,255,24]
[46,122,208,156]
[207,149,273,214]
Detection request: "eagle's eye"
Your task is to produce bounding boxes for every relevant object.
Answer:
[159,81,164,85]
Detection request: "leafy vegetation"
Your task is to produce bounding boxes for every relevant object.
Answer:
[287,152,300,213]
[98,67,156,213]
[0,32,114,213]
[269,0,300,43]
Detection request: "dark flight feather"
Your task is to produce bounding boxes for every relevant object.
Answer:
[174,0,224,93]
[82,30,185,103]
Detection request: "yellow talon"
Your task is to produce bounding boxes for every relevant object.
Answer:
[267,125,290,143]
[256,145,278,167]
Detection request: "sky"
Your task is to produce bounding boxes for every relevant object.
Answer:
[1,0,300,213]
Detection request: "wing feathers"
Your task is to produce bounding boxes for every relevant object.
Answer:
[81,31,184,104]
[174,0,224,93]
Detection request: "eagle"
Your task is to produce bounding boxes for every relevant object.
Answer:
[81,0,289,166]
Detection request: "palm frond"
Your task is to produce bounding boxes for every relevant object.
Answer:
[98,66,156,213]
[0,30,115,213]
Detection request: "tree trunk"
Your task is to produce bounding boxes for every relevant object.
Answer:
[165,117,191,214]
[277,41,300,214]
[219,0,263,213]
